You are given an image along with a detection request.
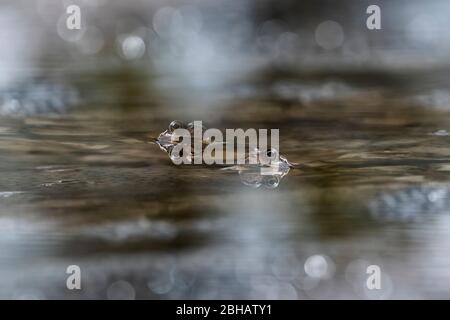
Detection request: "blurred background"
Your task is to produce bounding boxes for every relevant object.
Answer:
[2,0,450,299]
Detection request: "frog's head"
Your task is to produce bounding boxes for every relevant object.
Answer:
[155,120,186,152]
[155,120,210,163]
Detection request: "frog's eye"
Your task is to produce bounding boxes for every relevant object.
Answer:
[168,120,185,133]
[266,148,278,160]
[264,175,280,189]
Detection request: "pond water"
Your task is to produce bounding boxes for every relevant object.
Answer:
[1,67,450,299]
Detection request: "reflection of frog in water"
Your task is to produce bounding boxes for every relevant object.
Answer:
[154,120,296,188]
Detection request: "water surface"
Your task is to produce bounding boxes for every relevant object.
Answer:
[1,68,450,299]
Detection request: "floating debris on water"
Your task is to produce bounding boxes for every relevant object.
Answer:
[431,129,449,136]
[0,191,23,198]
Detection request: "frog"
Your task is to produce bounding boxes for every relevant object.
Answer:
[154,120,297,188]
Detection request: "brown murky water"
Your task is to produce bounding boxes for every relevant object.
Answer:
[1,68,450,299]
